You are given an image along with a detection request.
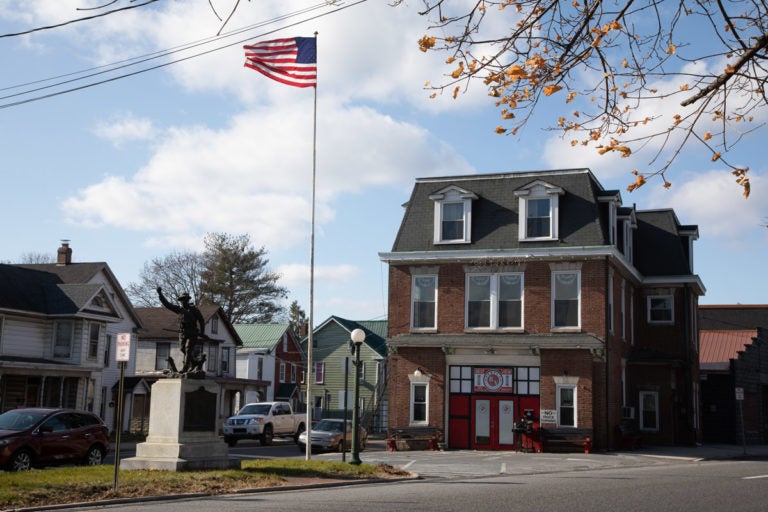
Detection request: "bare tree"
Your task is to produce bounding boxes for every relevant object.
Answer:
[125,250,204,308]
[410,0,765,196]
[17,252,54,264]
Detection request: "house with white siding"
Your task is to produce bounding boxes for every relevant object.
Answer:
[0,242,142,434]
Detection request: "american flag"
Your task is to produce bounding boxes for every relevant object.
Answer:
[243,37,317,88]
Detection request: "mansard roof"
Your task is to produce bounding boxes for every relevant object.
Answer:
[391,169,608,253]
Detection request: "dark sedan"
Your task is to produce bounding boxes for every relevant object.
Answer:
[0,408,110,471]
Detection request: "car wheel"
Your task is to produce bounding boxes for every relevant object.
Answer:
[225,437,237,447]
[294,424,306,444]
[261,425,273,446]
[7,449,33,471]
[83,445,105,466]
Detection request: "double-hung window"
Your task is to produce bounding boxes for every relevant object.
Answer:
[410,382,428,424]
[466,273,523,329]
[87,323,100,360]
[556,385,577,427]
[552,271,580,329]
[639,391,659,431]
[515,181,563,241]
[156,343,170,370]
[53,321,74,359]
[431,186,477,244]
[648,295,674,324]
[412,275,437,330]
[315,362,325,384]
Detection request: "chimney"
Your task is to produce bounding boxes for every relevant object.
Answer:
[57,240,72,266]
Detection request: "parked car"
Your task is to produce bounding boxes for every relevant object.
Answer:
[0,408,110,471]
[297,419,367,453]
[223,401,306,446]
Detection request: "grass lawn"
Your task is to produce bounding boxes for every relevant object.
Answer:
[0,459,410,509]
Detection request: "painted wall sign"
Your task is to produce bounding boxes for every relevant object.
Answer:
[473,368,514,393]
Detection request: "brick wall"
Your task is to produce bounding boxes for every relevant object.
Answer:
[387,347,446,429]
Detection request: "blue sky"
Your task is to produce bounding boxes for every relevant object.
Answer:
[0,1,766,326]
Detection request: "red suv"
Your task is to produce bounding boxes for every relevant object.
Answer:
[0,408,110,471]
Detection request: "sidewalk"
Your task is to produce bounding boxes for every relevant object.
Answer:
[625,442,768,461]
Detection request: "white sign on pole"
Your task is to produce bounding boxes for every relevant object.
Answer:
[735,387,744,401]
[115,333,131,362]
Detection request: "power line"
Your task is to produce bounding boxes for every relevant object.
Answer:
[0,0,368,110]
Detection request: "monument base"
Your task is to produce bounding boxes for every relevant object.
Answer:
[120,378,239,471]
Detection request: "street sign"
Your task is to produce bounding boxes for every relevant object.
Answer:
[115,333,131,362]
[735,387,744,401]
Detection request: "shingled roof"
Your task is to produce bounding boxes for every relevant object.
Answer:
[699,305,768,330]
[0,264,119,320]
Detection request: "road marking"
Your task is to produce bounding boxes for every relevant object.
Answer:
[743,474,768,480]
[402,460,416,469]
[500,463,507,473]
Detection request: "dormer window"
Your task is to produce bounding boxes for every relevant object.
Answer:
[430,185,478,244]
[515,180,564,241]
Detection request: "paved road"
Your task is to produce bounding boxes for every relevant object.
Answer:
[94,457,768,512]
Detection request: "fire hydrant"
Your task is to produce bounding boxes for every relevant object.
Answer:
[583,436,592,454]
[428,436,437,451]
[387,436,397,452]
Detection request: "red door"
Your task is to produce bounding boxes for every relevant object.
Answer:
[471,396,516,450]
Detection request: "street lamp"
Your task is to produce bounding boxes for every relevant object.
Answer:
[349,328,365,465]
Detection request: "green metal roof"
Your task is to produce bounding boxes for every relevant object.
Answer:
[319,316,388,358]
[234,323,290,350]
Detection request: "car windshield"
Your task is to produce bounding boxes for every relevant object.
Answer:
[0,410,47,431]
[313,420,345,433]
[238,404,272,415]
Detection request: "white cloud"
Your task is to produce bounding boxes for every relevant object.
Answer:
[63,99,471,251]
[645,169,768,238]
[94,113,155,147]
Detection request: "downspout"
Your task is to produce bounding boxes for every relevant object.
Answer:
[604,260,611,450]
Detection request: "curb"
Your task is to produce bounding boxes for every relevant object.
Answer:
[4,476,419,512]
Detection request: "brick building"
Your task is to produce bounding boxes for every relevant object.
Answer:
[380,169,703,450]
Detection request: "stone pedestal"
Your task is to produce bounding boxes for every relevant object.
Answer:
[120,379,239,471]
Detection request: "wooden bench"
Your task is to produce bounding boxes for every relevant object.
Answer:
[616,421,643,450]
[541,428,593,453]
[388,426,443,451]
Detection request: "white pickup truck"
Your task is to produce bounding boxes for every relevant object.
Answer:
[222,401,306,446]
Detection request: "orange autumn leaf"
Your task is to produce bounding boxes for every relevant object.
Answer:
[543,85,562,96]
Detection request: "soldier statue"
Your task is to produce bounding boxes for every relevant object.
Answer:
[157,287,208,378]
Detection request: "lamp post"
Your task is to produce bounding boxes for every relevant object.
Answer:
[349,328,365,465]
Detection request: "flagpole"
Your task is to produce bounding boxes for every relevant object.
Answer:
[305,31,318,461]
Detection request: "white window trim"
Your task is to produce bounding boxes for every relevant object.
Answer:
[314,361,325,384]
[647,295,674,324]
[551,270,581,331]
[430,186,477,244]
[515,182,564,241]
[411,274,438,331]
[279,362,286,383]
[465,272,524,331]
[556,384,577,427]
[639,390,659,431]
[409,381,429,425]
